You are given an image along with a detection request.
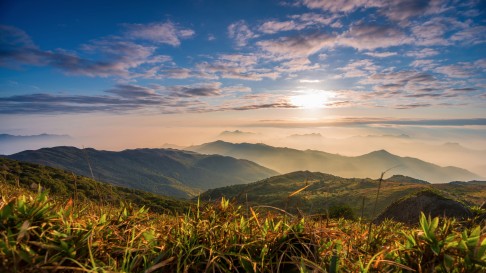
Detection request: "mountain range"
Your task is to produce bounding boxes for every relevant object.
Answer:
[0,133,73,155]
[188,141,481,183]
[6,146,278,198]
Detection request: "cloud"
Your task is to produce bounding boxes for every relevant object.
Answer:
[337,59,378,78]
[379,0,445,22]
[364,51,397,58]
[338,23,412,50]
[0,25,173,78]
[277,57,320,72]
[450,25,486,45]
[410,59,436,71]
[164,82,251,98]
[195,54,280,81]
[0,81,255,114]
[222,85,252,93]
[257,32,335,58]
[300,0,372,13]
[158,68,192,79]
[299,79,320,83]
[301,0,444,22]
[364,70,436,87]
[106,84,158,98]
[291,13,340,26]
[62,39,162,77]
[164,82,224,97]
[228,102,297,111]
[406,48,439,58]
[0,25,35,49]
[381,118,486,126]
[258,20,301,34]
[228,20,257,47]
[0,25,46,67]
[258,13,340,34]
[394,103,432,109]
[124,21,194,46]
[435,60,485,78]
[411,17,457,46]
[0,92,169,114]
[249,118,486,128]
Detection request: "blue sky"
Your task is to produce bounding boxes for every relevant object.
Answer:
[0,0,485,153]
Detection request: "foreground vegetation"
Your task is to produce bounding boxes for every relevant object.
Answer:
[1,185,485,272]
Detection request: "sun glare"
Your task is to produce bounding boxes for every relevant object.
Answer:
[290,91,329,109]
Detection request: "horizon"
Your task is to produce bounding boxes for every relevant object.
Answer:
[1,0,485,176]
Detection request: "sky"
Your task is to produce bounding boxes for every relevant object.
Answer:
[1,0,485,172]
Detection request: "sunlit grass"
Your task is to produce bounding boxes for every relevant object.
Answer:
[1,185,485,273]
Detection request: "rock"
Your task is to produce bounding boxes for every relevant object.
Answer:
[374,189,472,225]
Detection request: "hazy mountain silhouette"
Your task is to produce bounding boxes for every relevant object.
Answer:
[8,146,278,198]
[188,141,481,183]
[0,133,73,155]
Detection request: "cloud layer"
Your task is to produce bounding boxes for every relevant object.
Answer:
[0,0,484,115]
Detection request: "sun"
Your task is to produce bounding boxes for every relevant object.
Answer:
[290,90,329,109]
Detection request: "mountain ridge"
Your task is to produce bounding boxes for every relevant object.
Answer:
[188,141,481,183]
[7,146,279,198]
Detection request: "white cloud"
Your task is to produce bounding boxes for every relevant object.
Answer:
[410,59,437,71]
[124,22,194,46]
[258,20,300,34]
[228,20,257,47]
[257,33,335,59]
[406,48,439,58]
[450,25,486,45]
[411,18,451,46]
[338,59,379,78]
[301,0,372,13]
[435,60,485,78]
[338,23,412,50]
[364,51,397,58]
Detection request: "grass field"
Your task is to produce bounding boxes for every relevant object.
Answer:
[1,182,485,272]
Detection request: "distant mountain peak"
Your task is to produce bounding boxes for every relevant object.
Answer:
[219,130,255,136]
[364,149,395,157]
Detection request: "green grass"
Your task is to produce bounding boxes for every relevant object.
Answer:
[1,159,485,272]
[0,158,189,214]
[1,186,485,272]
[200,171,486,218]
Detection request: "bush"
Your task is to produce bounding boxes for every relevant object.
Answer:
[329,203,355,220]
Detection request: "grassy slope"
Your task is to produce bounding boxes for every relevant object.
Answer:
[7,146,279,198]
[1,186,485,272]
[199,171,486,218]
[0,158,189,214]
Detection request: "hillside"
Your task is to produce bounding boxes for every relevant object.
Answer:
[7,146,278,198]
[189,141,481,183]
[0,158,189,213]
[199,171,486,219]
